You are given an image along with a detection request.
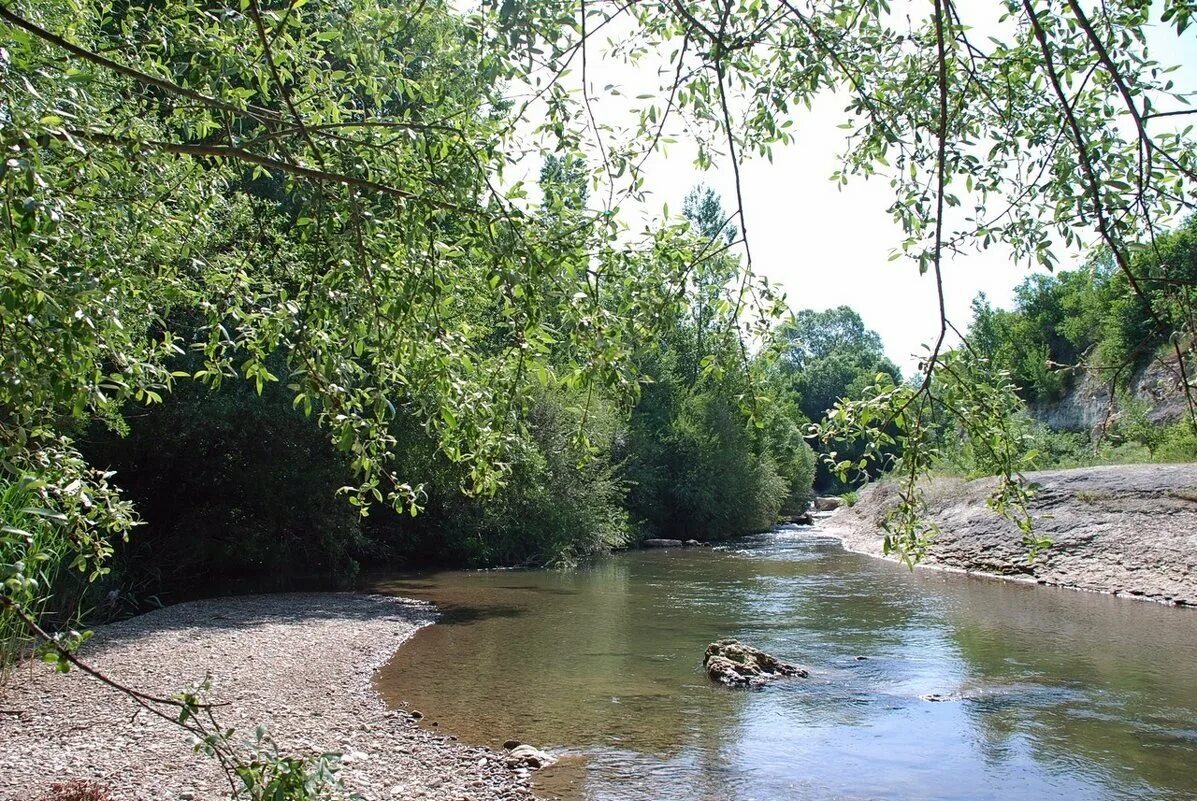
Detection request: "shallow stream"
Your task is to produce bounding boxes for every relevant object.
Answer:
[370,527,1197,800]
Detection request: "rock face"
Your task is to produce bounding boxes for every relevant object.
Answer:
[823,464,1197,606]
[703,639,808,687]
[1030,353,1194,433]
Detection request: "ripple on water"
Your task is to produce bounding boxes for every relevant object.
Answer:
[368,529,1197,801]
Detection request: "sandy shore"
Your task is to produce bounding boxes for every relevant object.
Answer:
[0,593,534,801]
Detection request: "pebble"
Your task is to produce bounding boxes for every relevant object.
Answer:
[0,594,533,801]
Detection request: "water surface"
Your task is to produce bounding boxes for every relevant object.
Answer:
[370,528,1197,801]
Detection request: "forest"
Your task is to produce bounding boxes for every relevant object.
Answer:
[2,1,1197,800]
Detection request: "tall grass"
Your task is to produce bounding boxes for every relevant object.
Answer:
[1,479,72,681]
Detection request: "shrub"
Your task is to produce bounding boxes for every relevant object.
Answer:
[1,479,73,678]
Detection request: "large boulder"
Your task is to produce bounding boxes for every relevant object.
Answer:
[814,496,843,512]
[703,639,808,688]
[643,538,684,548]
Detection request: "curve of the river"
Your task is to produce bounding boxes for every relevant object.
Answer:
[369,527,1197,801]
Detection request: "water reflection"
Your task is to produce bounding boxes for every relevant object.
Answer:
[368,530,1197,801]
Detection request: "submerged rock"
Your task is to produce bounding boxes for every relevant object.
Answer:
[643,538,684,548]
[703,639,808,688]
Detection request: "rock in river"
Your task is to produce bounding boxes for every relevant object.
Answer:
[504,743,556,770]
[643,538,684,548]
[703,639,808,688]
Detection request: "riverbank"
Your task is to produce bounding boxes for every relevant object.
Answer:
[822,464,1197,605]
[0,594,533,801]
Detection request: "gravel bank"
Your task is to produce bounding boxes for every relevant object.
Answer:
[0,593,534,801]
[823,464,1197,605]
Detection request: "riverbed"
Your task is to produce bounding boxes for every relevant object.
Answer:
[370,527,1197,801]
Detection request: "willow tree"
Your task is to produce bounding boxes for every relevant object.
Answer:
[492,0,1197,557]
[0,1,721,789]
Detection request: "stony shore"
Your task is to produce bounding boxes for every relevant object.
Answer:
[0,593,534,801]
[822,464,1197,605]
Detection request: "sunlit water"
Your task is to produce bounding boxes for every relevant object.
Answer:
[368,527,1197,801]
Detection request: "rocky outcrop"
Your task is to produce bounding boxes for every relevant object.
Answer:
[814,496,843,512]
[823,464,1197,605]
[703,639,808,687]
[1030,352,1194,433]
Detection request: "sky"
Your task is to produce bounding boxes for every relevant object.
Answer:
[543,4,1197,372]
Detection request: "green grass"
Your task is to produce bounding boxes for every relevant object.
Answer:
[1,479,72,680]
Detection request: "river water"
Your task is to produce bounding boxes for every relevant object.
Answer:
[369,527,1197,801]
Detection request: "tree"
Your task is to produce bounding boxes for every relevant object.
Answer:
[775,307,899,418]
[499,0,1197,557]
[4,1,1197,788]
[770,307,899,490]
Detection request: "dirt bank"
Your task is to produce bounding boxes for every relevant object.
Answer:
[822,464,1197,605]
[0,593,533,801]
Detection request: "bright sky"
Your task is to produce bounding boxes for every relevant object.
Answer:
[558,5,1197,373]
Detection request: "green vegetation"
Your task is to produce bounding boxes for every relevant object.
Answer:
[2,0,1196,795]
[771,306,901,492]
[969,216,1197,407]
[0,479,71,677]
[955,217,1197,466]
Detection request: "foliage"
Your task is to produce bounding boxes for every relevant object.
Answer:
[624,365,791,541]
[0,478,74,676]
[370,387,630,567]
[969,217,1197,405]
[771,307,901,491]
[816,350,1049,564]
[223,727,354,801]
[620,189,809,541]
[82,356,368,592]
[4,0,1197,794]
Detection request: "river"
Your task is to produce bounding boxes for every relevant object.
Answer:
[368,526,1197,801]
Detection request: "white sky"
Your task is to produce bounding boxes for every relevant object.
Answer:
[534,5,1197,373]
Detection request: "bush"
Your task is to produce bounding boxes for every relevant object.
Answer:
[366,388,630,567]
[625,385,789,541]
[0,479,73,677]
[1153,422,1197,462]
[81,364,368,598]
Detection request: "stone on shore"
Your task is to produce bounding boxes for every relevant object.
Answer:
[504,743,556,770]
[703,639,808,688]
[814,496,843,512]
